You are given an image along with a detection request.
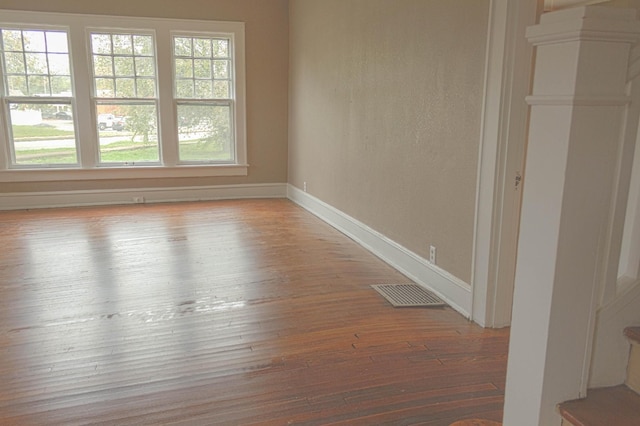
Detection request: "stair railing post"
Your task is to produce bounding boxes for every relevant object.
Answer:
[503,5,640,425]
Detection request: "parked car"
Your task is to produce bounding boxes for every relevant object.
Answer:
[112,116,127,131]
[98,113,115,130]
[55,111,72,120]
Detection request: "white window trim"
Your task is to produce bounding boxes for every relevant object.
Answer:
[0,10,247,182]
[171,31,237,166]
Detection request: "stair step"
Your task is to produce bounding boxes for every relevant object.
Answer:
[624,326,640,345]
[558,385,640,426]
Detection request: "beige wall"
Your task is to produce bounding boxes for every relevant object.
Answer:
[0,0,289,192]
[288,0,490,283]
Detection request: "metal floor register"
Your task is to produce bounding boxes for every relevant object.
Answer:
[371,284,446,307]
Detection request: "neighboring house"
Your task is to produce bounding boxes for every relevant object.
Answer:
[9,109,42,125]
[0,1,638,425]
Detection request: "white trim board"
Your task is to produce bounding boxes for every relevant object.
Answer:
[0,183,287,210]
[471,0,538,328]
[589,279,640,388]
[287,184,472,318]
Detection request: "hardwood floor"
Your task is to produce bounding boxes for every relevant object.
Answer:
[0,199,509,425]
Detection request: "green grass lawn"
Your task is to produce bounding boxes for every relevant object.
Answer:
[12,125,75,140]
[15,139,232,165]
[179,141,232,162]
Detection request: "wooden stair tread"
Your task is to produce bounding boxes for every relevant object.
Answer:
[558,385,640,426]
[624,327,640,345]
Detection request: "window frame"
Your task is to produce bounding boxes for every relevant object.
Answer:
[172,32,237,165]
[88,28,162,166]
[0,10,247,182]
[0,24,79,168]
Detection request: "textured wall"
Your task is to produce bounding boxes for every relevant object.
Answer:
[0,0,289,192]
[288,0,490,283]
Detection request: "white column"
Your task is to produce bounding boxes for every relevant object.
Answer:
[503,6,640,426]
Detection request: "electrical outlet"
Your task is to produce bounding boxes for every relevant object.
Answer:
[133,196,145,204]
[303,181,307,192]
[429,245,437,264]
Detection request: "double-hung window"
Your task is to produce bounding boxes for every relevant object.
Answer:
[1,27,77,166]
[174,35,234,163]
[0,10,246,182]
[90,31,159,164]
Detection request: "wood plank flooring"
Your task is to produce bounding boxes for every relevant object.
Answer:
[0,199,509,425]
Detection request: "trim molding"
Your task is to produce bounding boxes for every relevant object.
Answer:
[0,183,287,210]
[544,0,609,11]
[287,184,472,318]
[0,165,250,183]
[527,6,640,46]
[526,95,631,106]
[589,279,640,387]
[472,0,539,328]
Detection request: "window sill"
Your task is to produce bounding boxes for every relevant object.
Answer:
[0,164,249,183]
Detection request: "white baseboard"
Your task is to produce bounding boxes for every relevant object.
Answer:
[0,183,288,210]
[287,184,472,318]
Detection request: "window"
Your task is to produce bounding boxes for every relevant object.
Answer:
[90,31,159,164]
[0,10,246,182]
[0,28,78,166]
[174,35,234,163]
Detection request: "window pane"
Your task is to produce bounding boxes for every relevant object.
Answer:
[97,103,159,163]
[175,58,193,78]
[195,80,212,98]
[5,52,25,74]
[27,75,49,96]
[48,53,70,75]
[25,52,47,74]
[213,81,229,98]
[7,75,27,95]
[23,30,46,52]
[177,104,232,162]
[50,76,72,96]
[212,39,228,58]
[136,78,155,98]
[174,37,191,56]
[193,38,211,58]
[194,59,211,78]
[45,31,68,53]
[135,57,155,76]
[94,55,113,76]
[213,60,228,79]
[114,56,134,76]
[95,78,115,97]
[2,30,23,51]
[9,102,77,165]
[133,35,153,56]
[92,34,112,54]
[115,78,135,97]
[176,80,193,98]
[112,34,133,55]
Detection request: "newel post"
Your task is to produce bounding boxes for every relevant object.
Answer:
[503,6,640,425]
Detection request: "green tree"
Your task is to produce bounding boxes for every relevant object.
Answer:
[124,104,156,144]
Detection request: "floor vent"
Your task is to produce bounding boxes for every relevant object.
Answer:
[371,284,446,307]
